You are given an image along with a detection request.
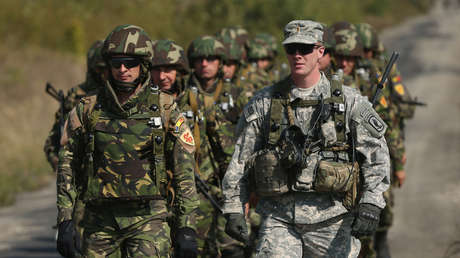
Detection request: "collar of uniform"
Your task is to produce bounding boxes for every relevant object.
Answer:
[190,73,219,96]
[289,72,330,101]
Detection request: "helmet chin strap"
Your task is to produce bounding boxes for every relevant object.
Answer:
[109,73,140,93]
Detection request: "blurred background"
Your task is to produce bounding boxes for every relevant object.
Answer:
[3,0,460,257]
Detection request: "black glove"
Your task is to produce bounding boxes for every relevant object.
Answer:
[175,227,198,258]
[225,213,249,245]
[352,203,382,237]
[56,220,76,258]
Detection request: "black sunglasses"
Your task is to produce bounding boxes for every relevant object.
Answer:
[109,57,141,69]
[284,44,319,55]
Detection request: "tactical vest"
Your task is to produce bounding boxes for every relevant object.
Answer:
[252,75,359,209]
[81,85,168,203]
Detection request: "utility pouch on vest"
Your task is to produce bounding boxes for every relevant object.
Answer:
[314,160,360,209]
[248,148,289,197]
[290,153,320,192]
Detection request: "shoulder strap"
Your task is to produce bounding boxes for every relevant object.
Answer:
[329,75,346,143]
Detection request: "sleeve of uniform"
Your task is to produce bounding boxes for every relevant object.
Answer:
[170,112,200,230]
[350,94,391,209]
[43,117,61,171]
[385,123,405,172]
[222,97,265,214]
[56,105,83,224]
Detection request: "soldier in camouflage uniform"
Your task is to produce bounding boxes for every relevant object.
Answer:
[56,25,199,258]
[246,33,289,90]
[330,21,367,90]
[216,26,250,77]
[44,39,106,257]
[150,39,189,98]
[318,24,337,78]
[44,40,106,173]
[175,35,244,257]
[356,23,413,258]
[222,20,390,257]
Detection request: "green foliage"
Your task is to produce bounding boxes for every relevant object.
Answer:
[0,0,430,56]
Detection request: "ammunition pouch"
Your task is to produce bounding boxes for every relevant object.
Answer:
[290,153,320,192]
[247,148,289,197]
[314,160,360,210]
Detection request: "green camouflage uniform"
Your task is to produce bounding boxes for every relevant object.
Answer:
[216,26,250,77]
[320,24,338,79]
[57,25,199,258]
[355,23,409,258]
[151,39,189,96]
[177,35,243,257]
[44,40,105,172]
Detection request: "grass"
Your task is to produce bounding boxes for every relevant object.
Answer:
[0,45,85,206]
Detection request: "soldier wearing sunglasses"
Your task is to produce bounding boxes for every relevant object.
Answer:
[222,20,390,257]
[56,25,199,258]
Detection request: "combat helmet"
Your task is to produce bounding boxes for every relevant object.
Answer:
[330,21,363,57]
[355,23,379,51]
[187,35,226,66]
[216,26,249,61]
[254,33,278,59]
[102,24,154,92]
[87,40,106,74]
[321,25,336,51]
[151,39,189,74]
[247,39,271,60]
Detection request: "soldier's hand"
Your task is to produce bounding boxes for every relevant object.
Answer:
[395,170,406,187]
[352,203,381,237]
[225,213,249,245]
[175,227,198,258]
[56,220,76,258]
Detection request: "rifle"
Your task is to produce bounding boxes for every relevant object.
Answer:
[372,52,399,107]
[399,97,427,106]
[45,82,66,138]
[194,171,223,213]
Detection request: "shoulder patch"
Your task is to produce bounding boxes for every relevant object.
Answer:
[352,99,387,138]
[379,96,388,108]
[179,127,195,148]
[394,84,405,96]
[175,117,185,133]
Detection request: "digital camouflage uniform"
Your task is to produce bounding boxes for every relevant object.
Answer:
[222,20,391,258]
[44,40,106,173]
[57,25,199,258]
[176,35,243,257]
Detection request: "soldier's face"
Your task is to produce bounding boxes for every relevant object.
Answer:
[110,56,141,83]
[223,61,238,79]
[257,58,271,71]
[151,66,177,91]
[335,55,356,75]
[193,56,220,80]
[285,43,324,77]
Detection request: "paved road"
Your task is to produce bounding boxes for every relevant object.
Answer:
[0,181,59,258]
[383,1,460,257]
[1,2,460,257]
